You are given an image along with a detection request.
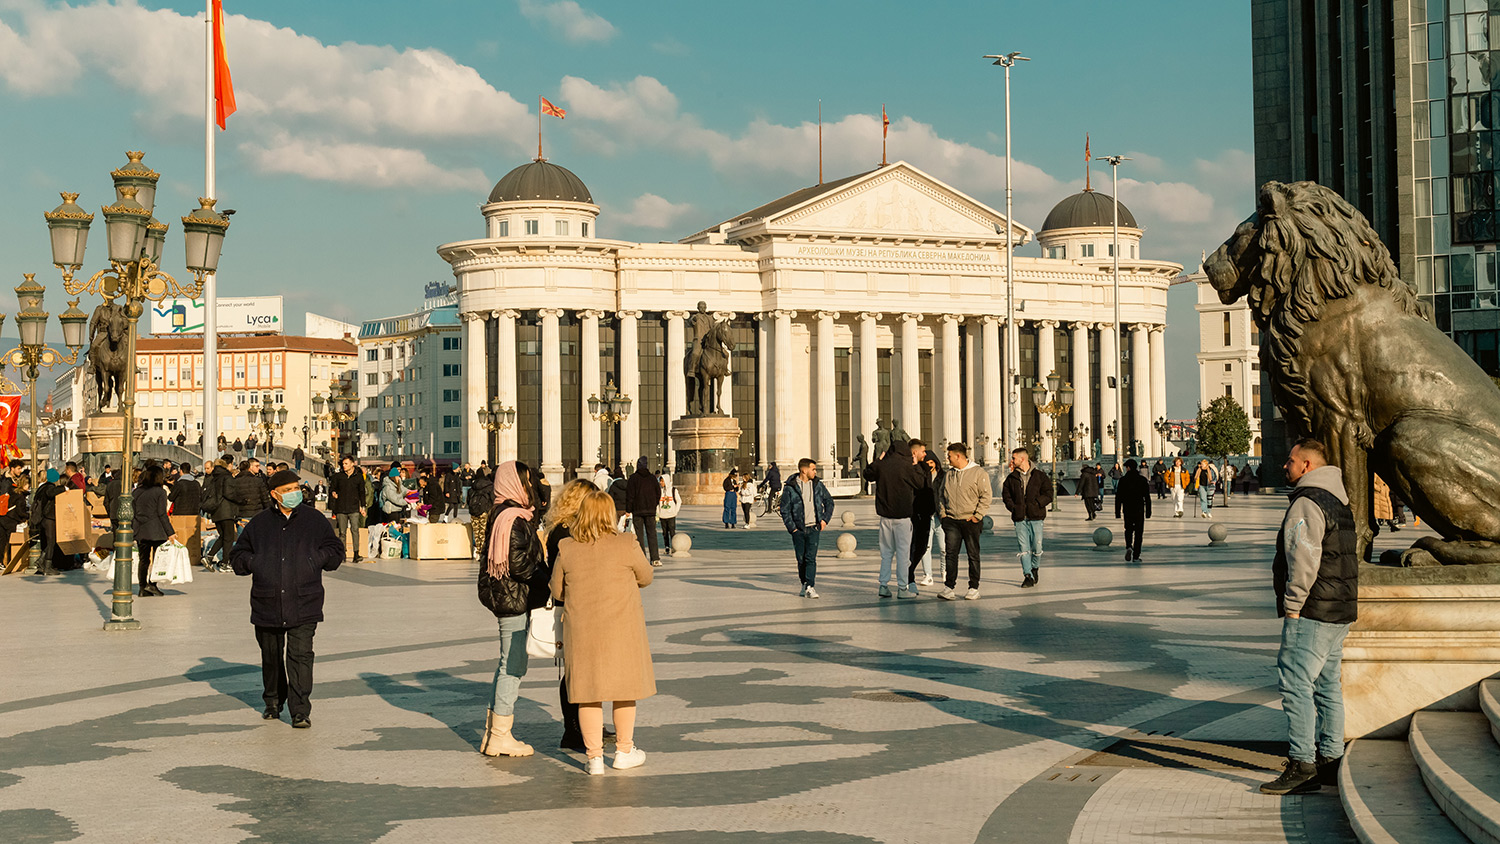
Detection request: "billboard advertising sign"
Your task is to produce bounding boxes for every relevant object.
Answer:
[149,296,283,335]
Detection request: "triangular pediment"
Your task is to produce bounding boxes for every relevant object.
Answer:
[757,162,1031,242]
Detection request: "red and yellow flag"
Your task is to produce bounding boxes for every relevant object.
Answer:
[212,0,237,130]
[882,104,889,138]
[1085,133,1091,162]
[541,97,566,119]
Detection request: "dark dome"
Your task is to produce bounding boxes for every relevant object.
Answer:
[1040,190,1137,231]
[488,160,592,204]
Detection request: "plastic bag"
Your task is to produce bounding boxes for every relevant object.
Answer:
[150,541,193,585]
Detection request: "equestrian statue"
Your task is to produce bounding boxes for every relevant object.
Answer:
[88,300,129,411]
[684,301,733,417]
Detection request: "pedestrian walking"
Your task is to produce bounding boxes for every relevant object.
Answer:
[292,446,304,472]
[1001,447,1052,588]
[936,442,989,600]
[132,465,177,596]
[779,458,833,598]
[721,470,739,528]
[168,465,204,565]
[1152,460,1167,499]
[1222,462,1236,507]
[328,456,366,563]
[861,438,929,598]
[1166,457,1190,517]
[591,463,613,492]
[542,479,601,753]
[626,457,662,566]
[656,474,680,555]
[467,465,493,557]
[1078,465,1100,521]
[738,474,757,525]
[1260,438,1357,795]
[442,466,462,524]
[908,452,940,587]
[245,434,258,460]
[229,469,345,729]
[550,489,657,775]
[475,461,548,757]
[1193,459,1218,518]
[1115,459,1152,562]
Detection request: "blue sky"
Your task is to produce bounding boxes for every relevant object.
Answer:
[0,0,1253,417]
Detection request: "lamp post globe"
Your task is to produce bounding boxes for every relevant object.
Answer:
[44,192,93,273]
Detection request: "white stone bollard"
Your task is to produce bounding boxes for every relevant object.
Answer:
[671,533,693,558]
[840,511,855,528]
[836,533,857,559]
[1208,523,1228,546]
[1092,527,1113,549]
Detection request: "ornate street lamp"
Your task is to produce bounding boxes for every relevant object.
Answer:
[587,377,631,468]
[1031,371,1075,512]
[477,397,516,464]
[45,150,230,631]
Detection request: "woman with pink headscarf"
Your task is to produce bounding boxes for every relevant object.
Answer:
[476,460,548,757]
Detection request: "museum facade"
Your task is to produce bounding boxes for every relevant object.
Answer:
[438,159,1181,479]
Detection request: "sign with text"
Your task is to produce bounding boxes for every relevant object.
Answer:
[149,296,284,335]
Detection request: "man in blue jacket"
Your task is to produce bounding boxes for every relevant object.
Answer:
[231,469,345,729]
[780,458,834,599]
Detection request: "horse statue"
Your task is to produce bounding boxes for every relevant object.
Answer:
[684,303,733,416]
[88,301,129,410]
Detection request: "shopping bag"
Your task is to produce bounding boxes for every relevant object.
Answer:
[150,541,193,585]
[526,600,561,659]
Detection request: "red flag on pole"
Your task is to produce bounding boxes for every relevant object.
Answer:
[541,97,567,119]
[212,0,236,130]
[0,395,19,464]
[882,104,889,138]
[1085,133,1092,190]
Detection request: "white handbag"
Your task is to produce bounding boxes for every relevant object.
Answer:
[526,600,561,659]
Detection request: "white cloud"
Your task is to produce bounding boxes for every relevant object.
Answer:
[616,193,694,229]
[517,0,615,43]
[240,135,485,191]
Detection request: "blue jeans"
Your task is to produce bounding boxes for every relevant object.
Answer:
[489,613,530,716]
[1014,519,1044,577]
[878,517,914,589]
[1198,486,1212,516]
[791,527,820,586]
[1277,616,1349,763]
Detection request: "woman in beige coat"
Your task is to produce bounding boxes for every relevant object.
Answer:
[550,489,655,775]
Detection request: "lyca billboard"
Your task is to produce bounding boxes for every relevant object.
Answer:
[149,296,284,335]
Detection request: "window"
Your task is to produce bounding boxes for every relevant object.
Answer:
[443,363,462,377]
[1225,384,1234,397]
[443,415,461,428]
[498,219,509,237]
[1223,313,1232,346]
[524,219,539,235]
[555,220,569,236]
[442,337,461,351]
[383,395,394,407]
[396,394,405,407]
[366,397,377,409]
[581,222,589,238]
[443,389,460,402]
[366,349,378,361]
[366,373,378,385]
[383,419,394,433]
[367,445,378,457]
[1223,363,1232,373]
[384,347,393,360]
[1043,245,1065,259]
[365,421,377,433]
[1080,243,1095,258]
[1107,244,1115,257]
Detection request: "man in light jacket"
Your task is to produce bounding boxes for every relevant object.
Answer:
[937,442,991,600]
[780,458,834,599]
[1260,438,1357,796]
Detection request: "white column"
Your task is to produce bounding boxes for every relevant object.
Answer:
[462,311,487,465]
[1071,322,1093,459]
[1036,319,1057,459]
[618,310,641,468]
[538,308,563,477]
[579,310,601,471]
[858,312,879,458]
[981,315,1001,464]
[1099,322,1118,458]
[773,309,795,468]
[665,310,687,467]
[900,313,920,441]
[1131,323,1151,459]
[1149,324,1168,455]
[940,314,961,452]
[816,311,838,469]
[964,321,977,447]
[496,309,518,461]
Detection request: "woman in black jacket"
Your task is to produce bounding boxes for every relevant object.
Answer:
[541,479,600,751]
[467,466,493,556]
[132,465,178,596]
[476,460,548,758]
[0,474,29,573]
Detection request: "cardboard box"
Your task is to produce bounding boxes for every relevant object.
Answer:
[169,514,202,562]
[409,522,472,560]
[86,491,106,518]
[58,530,102,556]
[55,489,89,546]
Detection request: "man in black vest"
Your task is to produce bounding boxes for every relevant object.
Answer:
[1260,438,1358,795]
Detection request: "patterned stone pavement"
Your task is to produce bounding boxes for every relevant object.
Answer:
[1,490,1427,843]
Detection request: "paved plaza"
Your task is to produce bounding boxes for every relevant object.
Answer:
[1,491,1429,843]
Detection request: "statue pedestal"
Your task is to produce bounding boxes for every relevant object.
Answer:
[1342,564,1500,739]
[669,415,741,505]
[75,412,143,477]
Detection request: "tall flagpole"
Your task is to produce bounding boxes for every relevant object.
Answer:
[202,0,218,465]
[537,95,543,160]
[818,100,823,185]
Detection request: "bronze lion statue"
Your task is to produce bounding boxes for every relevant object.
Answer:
[1205,180,1500,566]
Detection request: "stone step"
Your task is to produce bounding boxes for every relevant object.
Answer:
[1480,680,1500,748]
[1411,710,1500,844]
[1340,738,1470,844]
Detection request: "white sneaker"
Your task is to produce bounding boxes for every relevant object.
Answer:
[964,588,980,600]
[938,587,957,600]
[878,585,892,598]
[587,756,606,776]
[919,576,934,586]
[805,586,819,599]
[612,746,646,770]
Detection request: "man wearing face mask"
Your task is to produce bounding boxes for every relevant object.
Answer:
[230,469,345,730]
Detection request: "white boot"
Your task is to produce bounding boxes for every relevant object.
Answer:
[479,711,534,757]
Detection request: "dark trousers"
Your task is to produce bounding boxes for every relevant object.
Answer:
[941,518,983,589]
[660,517,677,552]
[560,674,580,739]
[907,513,933,582]
[209,519,237,566]
[1084,497,1099,520]
[791,527,821,586]
[633,512,660,562]
[741,502,751,521]
[137,538,164,591]
[1124,516,1144,558]
[255,623,317,718]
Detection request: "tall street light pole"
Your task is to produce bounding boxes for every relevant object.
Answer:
[1096,154,1130,464]
[985,50,1028,453]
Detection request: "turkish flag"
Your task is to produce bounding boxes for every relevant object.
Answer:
[541,97,566,119]
[213,0,237,130]
[882,105,889,138]
[0,395,19,463]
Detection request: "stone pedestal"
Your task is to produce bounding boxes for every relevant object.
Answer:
[1343,564,1500,739]
[75,413,143,477]
[669,415,741,505]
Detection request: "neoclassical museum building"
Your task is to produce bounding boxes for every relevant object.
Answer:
[439,159,1180,479]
